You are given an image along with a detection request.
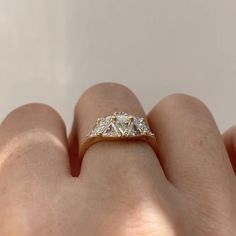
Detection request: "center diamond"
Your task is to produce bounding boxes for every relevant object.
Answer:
[115,114,130,135]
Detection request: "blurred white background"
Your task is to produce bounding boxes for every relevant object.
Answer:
[0,0,236,131]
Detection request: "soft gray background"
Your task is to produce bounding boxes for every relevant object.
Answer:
[0,0,236,131]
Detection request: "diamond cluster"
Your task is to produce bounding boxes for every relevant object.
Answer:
[88,112,155,138]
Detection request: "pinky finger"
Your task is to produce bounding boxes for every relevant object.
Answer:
[223,125,236,174]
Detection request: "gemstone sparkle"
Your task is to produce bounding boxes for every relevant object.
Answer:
[88,112,155,138]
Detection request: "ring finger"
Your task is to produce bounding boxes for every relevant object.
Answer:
[68,83,168,193]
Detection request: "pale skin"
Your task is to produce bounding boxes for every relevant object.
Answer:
[0,83,235,236]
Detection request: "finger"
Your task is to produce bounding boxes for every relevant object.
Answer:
[0,103,70,181]
[223,125,236,174]
[148,94,235,192]
[69,83,168,190]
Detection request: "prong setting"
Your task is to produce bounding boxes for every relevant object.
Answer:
[88,112,155,138]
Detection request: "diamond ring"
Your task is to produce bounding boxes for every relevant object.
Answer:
[79,112,158,160]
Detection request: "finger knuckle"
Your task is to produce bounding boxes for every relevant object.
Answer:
[2,103,63,125]
[152,93,213,123]
[75,82,136,113]
[161,93,208,113]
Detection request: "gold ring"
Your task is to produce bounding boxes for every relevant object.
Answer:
[79,112,158,160]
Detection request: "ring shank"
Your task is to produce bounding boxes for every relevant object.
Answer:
[79,135,159,162]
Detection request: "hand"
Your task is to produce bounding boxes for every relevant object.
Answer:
[0,83,235,236]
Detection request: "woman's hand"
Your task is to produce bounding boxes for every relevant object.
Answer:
[0,83,235,236]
